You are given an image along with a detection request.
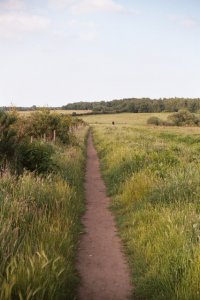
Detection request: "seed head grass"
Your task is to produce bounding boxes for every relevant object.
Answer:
[91,114,200,300]
[0,126,88,300]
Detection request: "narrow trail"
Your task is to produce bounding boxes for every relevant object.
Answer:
[77,133,132,300]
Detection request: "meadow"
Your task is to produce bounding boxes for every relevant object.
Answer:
[84,113,200,300]
[19,110,91,117]
[0,111,88,300]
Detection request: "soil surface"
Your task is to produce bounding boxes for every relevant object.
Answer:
[76,133,132,300]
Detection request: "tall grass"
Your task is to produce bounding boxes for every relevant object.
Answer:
[0,126,88,300]
[93,124,200,300]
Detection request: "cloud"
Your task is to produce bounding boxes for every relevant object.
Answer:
[181,18,197,28]
[79,30,96,40]
[50,0,124,14]
[53,19,97,41]
[168,14,198,29]
[168,14,179,22]
[69,19,97,40]
[0,0,25,10]
[0,12,51,39]
[70,0,124,14]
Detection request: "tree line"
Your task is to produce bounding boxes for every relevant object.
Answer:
[0,106,60,111]
[62,98,200,113]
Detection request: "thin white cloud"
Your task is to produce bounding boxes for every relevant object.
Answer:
[181,18,197,28]
[168,14,179,22]
[0,12,51,39]
[70,19,97,40]
[71,0,123,14]
[79,30,96,40]
[0,0,24,10]
[168,14,198,29]
[50,0,124,14]
[53,18,97,41]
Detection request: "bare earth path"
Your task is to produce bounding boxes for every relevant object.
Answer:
[77,134,132,300]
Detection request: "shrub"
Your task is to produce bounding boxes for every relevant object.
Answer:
[168,109,200,126]
[24,110,72,144]
[16,141,56,174]
[0,110,85,175]
[0,111,17,170]
[147,116,164,126]
[147,110,200,127]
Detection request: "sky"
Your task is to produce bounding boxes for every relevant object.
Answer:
[0,0,200,107]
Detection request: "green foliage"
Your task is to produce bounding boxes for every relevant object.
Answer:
[62,98,200,113]
[25,110,71,144]
[93,123,200,300]
[0,126,88,300]
[0,111,17,168]
[168,109,200,126]
[16,141,55,174]
[0,108,88,298]
[147,116,164,126]
[0,173,80,299]
[147,110,200,127]
[105,154,145,196]
[0,110,84,175]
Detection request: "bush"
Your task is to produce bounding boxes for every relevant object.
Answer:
[147,110,200,127]
[16,141,56,174]
[168,109,200,126]
[0,111,17,170]
[147,116,164,126]
[0,110,86,175]
[25,110,72,144]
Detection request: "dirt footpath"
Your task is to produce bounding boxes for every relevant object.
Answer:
[76,133,132,300]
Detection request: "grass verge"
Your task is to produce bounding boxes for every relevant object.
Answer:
[93,124,200,300]
[0,126,88,300]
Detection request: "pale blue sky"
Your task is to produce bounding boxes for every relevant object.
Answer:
[0,0,199,106]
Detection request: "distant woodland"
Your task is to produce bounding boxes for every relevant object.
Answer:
[1,98,200,114]
[62,98,200,113]
[0,106,59,112]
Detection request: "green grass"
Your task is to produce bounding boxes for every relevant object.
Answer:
[0,126,88,300]
[90,113,200,300]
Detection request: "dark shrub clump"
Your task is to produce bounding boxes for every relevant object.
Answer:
[147,110,200,127]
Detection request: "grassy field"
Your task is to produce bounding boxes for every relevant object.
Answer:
[0,126,88,300]
[82,112,200,133]
[19,110,91,116]
[83,112,169,125]
[86,113,200,300]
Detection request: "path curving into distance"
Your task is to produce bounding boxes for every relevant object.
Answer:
[77,133,132,300]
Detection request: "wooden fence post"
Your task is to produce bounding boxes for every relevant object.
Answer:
[53,130,56,142]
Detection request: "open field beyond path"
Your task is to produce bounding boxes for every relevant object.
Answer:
[77,133,132,300]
